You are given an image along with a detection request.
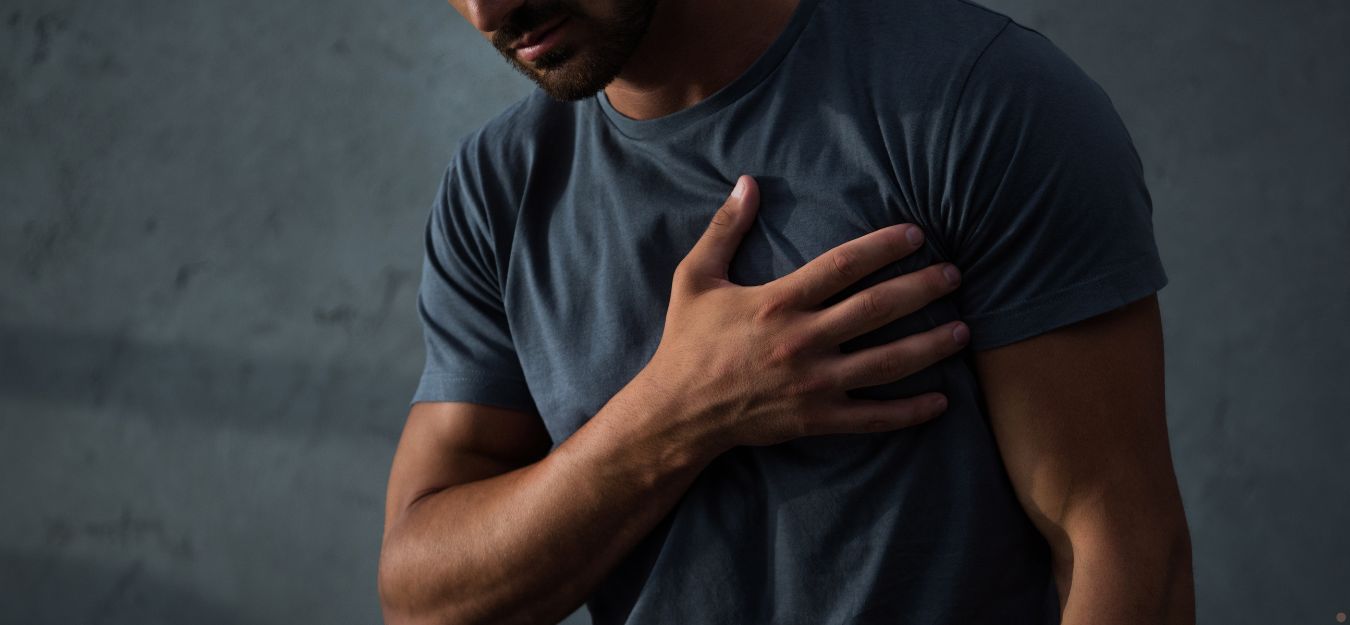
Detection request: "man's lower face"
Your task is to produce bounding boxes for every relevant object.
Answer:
[491,0,659,102]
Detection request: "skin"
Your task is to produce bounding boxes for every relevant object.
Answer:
[380,0,1196,622]
[977,293,1194,622]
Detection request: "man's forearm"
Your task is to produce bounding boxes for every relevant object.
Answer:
[377,375,725,625]
[1058,523,1195,625]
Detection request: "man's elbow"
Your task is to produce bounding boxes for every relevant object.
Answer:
[1062,499,1195,620]
[378,537,521,625]
[1068,500,1191,571]
[378,546,425,625]
[378,536,462,625]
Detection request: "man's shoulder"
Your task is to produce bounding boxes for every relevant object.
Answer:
[436,88,577,224]
[834,0,1013,62]
[844,0,1121,153]
[450,88,576,174]
[819,0,1020,120]
[947,17,1127,139]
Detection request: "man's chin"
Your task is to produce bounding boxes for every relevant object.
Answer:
[513,50,618,102]
[535,76,611,102]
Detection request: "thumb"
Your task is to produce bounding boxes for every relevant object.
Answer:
[683,175,759,283]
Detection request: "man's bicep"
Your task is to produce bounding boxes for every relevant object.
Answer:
[972,293,1185,553]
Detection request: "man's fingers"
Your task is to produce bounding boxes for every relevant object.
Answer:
[807,262,961,347]
[775,223,926,309]
[678,175,759,287]
[824,320,969,390]
[812,392,950,436]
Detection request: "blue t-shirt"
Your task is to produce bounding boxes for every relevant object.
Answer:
[411,0,1169,622]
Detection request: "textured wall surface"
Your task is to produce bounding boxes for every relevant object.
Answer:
[0,0,1345,623]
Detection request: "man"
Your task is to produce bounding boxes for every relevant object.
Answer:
[378,0,1194,623]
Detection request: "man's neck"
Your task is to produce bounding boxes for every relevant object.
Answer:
[602,0,800,121]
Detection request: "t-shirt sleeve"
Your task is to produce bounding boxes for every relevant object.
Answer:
[410,151,538,414]
[939,21,1169,351]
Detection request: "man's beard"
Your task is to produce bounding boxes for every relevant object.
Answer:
[490,0,660,101]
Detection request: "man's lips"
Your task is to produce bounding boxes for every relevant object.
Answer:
[511,14,569,50]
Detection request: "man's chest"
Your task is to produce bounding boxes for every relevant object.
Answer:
[498,122,958,446]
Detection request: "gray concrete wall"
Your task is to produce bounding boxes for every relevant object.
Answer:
[0,0,1345,623]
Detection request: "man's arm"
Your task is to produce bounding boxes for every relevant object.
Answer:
[379,388,719,625]
[972,293,1194,623]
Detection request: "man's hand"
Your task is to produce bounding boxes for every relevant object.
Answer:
[638,173,971,456]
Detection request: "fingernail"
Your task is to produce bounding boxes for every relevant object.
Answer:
[906,226,923,246]
[951,322,969,345]
[731,176,746,200]
[943,264,961,286]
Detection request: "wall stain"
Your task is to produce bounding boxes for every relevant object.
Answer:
[43,508,197,564]
[18,161,84,281]
[31,11,70,67]
[314,304,357,327]
[174,261,209,291]
[367,266,413,331]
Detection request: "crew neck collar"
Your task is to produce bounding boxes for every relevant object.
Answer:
[595,0,823,141]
